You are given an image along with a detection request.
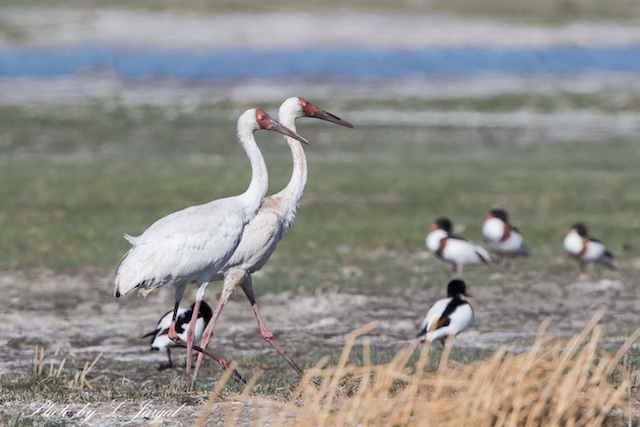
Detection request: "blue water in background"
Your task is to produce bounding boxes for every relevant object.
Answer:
[1,45,640,79]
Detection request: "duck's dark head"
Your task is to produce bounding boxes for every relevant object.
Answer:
[447,279,472,298]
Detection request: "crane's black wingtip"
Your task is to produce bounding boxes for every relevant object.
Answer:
[115,290,121,298]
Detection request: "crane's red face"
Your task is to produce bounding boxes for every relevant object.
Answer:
[255,109,310,145]
[299,98,354,128]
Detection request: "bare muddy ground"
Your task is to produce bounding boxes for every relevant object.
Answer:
[1,268,638,379]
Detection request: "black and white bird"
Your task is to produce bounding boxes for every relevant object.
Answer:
[143,302,213,370]
[482,208,529,269]
[426,217,492,277]
[563,223,615,282]
[417,279,474,344]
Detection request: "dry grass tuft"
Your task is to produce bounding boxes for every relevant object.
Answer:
[199,307,639,426]
[32,345,103,390]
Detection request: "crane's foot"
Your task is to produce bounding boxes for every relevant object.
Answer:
[169,337,245,383]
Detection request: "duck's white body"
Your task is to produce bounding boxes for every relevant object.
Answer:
[563,231,610,263]
[417,279,474,344]
[419,297,474,343]
[426,225,492,277]
[563,224,614,281]
[482,217,528,256]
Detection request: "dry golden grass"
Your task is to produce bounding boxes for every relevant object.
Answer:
[196,307,640,426]
[32,345,103,390]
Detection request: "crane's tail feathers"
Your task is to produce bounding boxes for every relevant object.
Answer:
[123,233,138,245]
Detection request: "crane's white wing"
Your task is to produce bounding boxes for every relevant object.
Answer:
[115,199,246,296]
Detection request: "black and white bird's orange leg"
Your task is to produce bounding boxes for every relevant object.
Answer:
[578,262,590,282]
[157,348,173,371]
[191,269,247,387]
[585,262,595,282]
[241,276,303,375]
[454,263,464,278]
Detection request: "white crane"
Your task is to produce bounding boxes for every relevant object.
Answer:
[191,97,353,384]
[113,108,309,386]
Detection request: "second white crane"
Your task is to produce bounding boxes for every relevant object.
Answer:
[114,109,309,386]
[191,97,353,384]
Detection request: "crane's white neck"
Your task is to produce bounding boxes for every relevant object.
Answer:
[237,113,269,220]
[274,107,307,224]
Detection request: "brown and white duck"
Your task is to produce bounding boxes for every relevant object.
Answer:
[426,217,492,277]
[563,223,614,282]
[482,208,529,269]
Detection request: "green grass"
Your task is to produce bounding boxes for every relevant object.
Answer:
[0,0,638,23]
[1,100,639,293]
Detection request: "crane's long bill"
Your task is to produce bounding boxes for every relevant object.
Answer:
[266,119,311,145]
[309,105,354,128]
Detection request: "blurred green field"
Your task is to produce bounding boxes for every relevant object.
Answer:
[0,0,638,23]
[1,99,638,294]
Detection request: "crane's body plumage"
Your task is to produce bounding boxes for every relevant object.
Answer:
[116,197,249,297]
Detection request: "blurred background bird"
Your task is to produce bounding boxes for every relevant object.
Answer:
[482,208,530,270]
[563,223,615,282]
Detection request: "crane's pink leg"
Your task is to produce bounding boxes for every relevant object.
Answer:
[191,269,247,388]
[183,298,202,387]
[167,298,241,385]
[241,276,303,375]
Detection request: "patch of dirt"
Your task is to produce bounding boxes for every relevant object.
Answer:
[1,269,637,376]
